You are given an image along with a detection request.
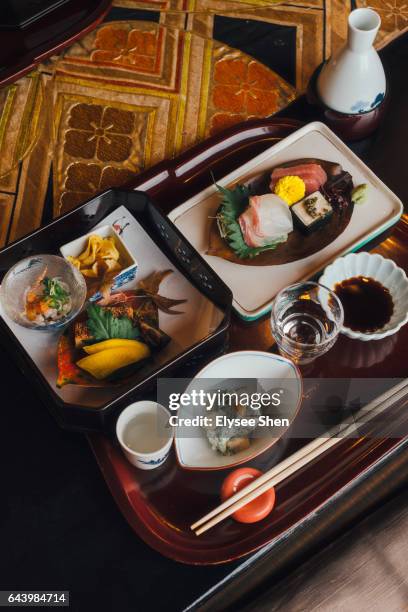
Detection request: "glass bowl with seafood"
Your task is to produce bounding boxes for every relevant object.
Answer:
[0,254,86,331]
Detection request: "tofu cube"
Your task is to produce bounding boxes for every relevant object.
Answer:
[291,191,333,232]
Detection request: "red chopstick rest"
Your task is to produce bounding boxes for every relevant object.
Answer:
[220,467,276,524]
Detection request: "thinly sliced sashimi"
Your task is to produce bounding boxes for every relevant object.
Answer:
[297,176,321,194]
[238,194,293,248]
[270,163,327,195]
[271,163,327,184]
[238,213,259,248]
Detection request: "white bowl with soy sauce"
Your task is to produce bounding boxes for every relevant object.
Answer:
[320,252,408,341]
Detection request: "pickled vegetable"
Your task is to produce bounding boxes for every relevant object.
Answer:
[77,343,150,380]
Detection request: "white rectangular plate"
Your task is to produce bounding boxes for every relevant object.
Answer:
[0,205,224,408]
[168,122,403,321]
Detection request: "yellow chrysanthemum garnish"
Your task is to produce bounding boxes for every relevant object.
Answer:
[274,175,306,206]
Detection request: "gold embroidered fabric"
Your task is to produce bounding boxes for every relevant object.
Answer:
[0,0,405,245]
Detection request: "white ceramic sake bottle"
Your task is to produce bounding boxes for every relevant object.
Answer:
[317,8,386,114]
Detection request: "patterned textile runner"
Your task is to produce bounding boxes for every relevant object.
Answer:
[0,0,405,244]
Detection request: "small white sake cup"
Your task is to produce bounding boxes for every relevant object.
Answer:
[116,401,174,470]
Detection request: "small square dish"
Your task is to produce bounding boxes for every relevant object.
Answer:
[168,122,403,321]
[60,224,137,300]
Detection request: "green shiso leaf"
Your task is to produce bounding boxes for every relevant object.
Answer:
[87,304,140,342]
[42,277,70,312]
[216,184,285,259]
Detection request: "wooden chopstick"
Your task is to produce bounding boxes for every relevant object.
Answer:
[191,436,330,532]
[194,436,342,536]
[192,379,408,536]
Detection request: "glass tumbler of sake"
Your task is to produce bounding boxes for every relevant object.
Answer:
[270,281,344,365]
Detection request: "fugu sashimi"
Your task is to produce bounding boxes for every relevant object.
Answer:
[238,194,293,248]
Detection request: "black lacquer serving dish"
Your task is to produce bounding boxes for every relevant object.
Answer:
[0,189,232,432]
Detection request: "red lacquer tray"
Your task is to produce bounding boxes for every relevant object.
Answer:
[88,118,408,564]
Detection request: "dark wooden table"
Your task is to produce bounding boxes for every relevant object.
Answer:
[1,30,408,612]
[242,486,408,611]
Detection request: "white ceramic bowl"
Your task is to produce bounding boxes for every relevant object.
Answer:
[174,351,302,471]
[116,401,174,470]
[319,252,408,340]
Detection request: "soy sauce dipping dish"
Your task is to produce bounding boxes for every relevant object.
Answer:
[319,252,408,340]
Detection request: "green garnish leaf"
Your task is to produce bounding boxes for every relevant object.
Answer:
[42,277,70,312]
[87,304,140,342]
[216,184,285,259]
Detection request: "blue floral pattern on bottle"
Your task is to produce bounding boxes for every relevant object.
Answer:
[350,92,384,113]
[350,100,370,113]
[370,92,385,108]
